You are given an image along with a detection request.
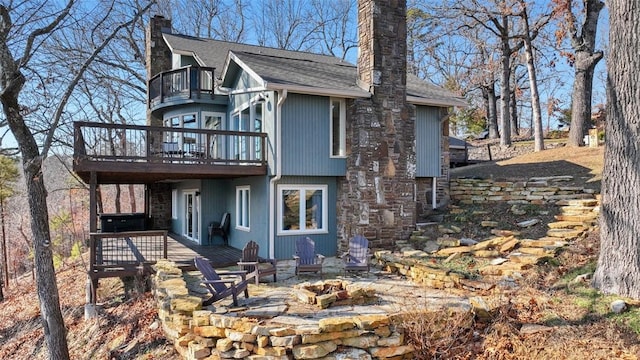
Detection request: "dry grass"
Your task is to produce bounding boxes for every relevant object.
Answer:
[498,145,604,184]
[452,145,604,190]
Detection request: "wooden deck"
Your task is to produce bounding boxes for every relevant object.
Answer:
[167,234,242,270]
[73,121,267,184]
[87,230,242,304]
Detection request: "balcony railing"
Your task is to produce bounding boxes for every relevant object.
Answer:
[73,121,267,182]
[148,66,215,108]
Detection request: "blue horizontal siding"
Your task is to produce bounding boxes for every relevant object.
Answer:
[281,94,346,176]
[416,106,442,177]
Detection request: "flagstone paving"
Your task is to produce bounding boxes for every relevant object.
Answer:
[185,256,471,324]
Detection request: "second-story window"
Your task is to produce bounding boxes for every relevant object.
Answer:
[231,98,263,161]
[330,98,346,157]
[163,113,199,155]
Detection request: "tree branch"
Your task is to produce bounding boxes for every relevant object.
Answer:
[41,1,154,157]
[19,0,75,68]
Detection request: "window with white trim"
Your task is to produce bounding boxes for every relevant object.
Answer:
[330,98,346,157]
[278,185,328,235]
[203,112,225,159]
[236,186,250,230]
[171,189,178,219]
[163,113,198,155]
[231,99,263,161]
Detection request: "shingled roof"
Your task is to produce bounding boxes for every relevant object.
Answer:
[163,33,467,107]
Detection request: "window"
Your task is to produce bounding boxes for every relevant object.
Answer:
[203,112,225,159]
[163,113,198,151]
[330,98,346,157]
[278,185,328,235]
[236,186,250,230]
[231,99,263,161]
[171,189,178,219]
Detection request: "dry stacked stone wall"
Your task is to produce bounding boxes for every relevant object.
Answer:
[152,260,415,359]
[450,176,597,205]
[467,140,566,162]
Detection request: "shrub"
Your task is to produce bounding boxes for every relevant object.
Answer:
[399,310,476,359]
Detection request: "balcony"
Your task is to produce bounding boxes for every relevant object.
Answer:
[148,66,216,111]
[73,121,267,184]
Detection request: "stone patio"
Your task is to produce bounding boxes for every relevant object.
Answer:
[183,256,471,322]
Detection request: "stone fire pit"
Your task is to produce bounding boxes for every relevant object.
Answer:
[292,279,377,309]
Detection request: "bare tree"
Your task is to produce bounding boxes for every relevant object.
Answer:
[592,0,640,299]
[0,1,152,358]
[555,0,604,146]
[164,0,247,42]
[252,0,321,51]
[514,0,554,151]
[309,0,357,59]
[427,0,525,145]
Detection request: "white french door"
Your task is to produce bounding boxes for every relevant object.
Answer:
[183,191,200,242]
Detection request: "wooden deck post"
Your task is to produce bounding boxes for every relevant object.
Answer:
[87,172,98,308]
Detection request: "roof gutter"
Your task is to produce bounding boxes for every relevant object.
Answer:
[225,87,268,95]
[269,89,287,258]
[406,95,468,108]
[266,83,370,99]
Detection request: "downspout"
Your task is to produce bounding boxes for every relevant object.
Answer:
[435,108,452,210]
[432,177,437,210]
[269,89,287,258]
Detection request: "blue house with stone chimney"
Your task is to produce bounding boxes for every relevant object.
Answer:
[73,12,466,261]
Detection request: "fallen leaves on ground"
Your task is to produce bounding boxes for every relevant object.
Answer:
[0,258,176,360]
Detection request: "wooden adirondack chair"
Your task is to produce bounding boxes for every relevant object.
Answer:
[342,235,372,274]
[194,257,249,306]
[208,212,230,245]
[237,240,277,284]
[293,237,325,277]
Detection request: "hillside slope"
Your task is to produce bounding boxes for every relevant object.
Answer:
[0,258,176,359]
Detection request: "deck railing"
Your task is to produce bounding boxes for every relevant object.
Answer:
[89,230,168,273]
[149,66,215,107]
[74,121,267,166]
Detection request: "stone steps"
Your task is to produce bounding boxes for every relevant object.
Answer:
[395,194,601,286]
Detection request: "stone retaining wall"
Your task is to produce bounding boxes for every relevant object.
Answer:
[374,250,463,290]
[152,260,415,359]
[450,177,597,205]
[467,141,567,162]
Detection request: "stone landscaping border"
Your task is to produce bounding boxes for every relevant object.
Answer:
[152,260,415,359]
[451,176,596,205]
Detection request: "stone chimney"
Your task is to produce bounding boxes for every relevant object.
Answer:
[338,0,416,250]
[146,15,172,126]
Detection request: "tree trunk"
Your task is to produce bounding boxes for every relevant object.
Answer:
[0,196,8,288]
[128,184,137,213]
[499,16,512,146]
[510,89,519,137]
[567,0,604,147]
[568,57,600,146]
[593,0,640,299]
[115,184,121,213]
[522,10,545,152]
[1,93,70,358]
[96,186,104,215]
[27,160,70,359]
[482,83,499,139]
